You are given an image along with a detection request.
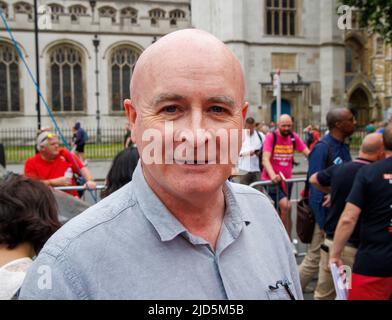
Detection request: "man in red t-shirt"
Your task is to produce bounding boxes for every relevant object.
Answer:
[24,132,96,197]
[262,114,310,239]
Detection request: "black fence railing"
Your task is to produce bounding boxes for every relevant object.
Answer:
[0,126,368,164]
[317,126,366,153]
[0,127,126,164]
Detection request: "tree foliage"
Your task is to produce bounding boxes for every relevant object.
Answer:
[340,0,392,42]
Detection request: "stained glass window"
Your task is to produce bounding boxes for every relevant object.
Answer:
[110,47,140,112]
[49,45,85,112]
[0,43,20,113]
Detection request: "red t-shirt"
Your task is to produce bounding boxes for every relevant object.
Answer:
[24,148,85,197]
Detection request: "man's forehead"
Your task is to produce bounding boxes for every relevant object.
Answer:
[139,50,238,81]
[131,30,245,103]
[341,110,354,120]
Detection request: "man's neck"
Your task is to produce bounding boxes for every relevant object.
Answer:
[143,172,226,250]
[329,129,346,142]
[385,151,392,159]
[171,193,225,250]
[40,153,55,162]
[0,243,35,268]
[357,153,377,162]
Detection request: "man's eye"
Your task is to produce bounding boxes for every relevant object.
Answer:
[162,106,178,113]
[209,106,225,113]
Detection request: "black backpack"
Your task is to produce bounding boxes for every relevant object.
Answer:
[257,131,297,171]
[305,131,314,148]
[255,130,264,171]
[297,140,333,243]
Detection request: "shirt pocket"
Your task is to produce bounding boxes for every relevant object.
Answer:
[265,286,296,300]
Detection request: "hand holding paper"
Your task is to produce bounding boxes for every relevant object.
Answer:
[330,263,348,300]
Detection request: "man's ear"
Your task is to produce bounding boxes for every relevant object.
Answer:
[242,102,249,121]
[124,99,136,128]
[124,99,137,142]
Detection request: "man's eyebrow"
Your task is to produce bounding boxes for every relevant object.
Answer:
[207,96,235,108]
[152,94,236,108]
[153,93,186,106]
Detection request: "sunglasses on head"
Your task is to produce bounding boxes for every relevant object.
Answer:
[40,133,56,144]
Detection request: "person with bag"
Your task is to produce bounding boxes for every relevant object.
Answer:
[238,117,264,186]
[71,122,88,164]
[298,107,356,296]
[309,133,384,299]
[262,114,310,241]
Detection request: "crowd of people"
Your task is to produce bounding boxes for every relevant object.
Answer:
[237,107,391,300]
[0,28,391,300]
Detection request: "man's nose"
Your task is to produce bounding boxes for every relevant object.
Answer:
[176,110,212,147]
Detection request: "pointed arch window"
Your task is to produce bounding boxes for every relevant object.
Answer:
[110,46,140,112]
[0,42,21,112]
[48,45,85,112]
[99,6,117,23]
[0,1,8,18]
[14,1,33,20]
[120,7,137,24]
[149,8,165,26]
[69,5,88,22]
[48,3,65,22]
[169,9,185,26]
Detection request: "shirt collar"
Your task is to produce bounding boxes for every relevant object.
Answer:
[132,162,251,243]
[355,157,373,164]
[326,133,348,146]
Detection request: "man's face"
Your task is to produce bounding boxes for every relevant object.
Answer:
[245,122,256,135]
[126,50,247,198]
[41,137,59,159]
[278,119,293,137]
[338,111,357,138]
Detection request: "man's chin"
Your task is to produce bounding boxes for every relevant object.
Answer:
[173,178,226,197]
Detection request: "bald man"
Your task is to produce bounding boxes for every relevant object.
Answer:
[309,133,385,300]
[330,126,392,300]
[262,114,310,240]
[20,30,302,300]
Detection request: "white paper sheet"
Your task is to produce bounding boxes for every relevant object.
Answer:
[330,263,348,300]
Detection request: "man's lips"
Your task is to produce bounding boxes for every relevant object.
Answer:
[173,159,215,165]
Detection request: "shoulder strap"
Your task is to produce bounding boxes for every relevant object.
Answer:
[317,140,333,167]
[290,132,296,150]
[255,130,263,144]
[272,131,277,151]
[272,131,297,153]
[304,140,333,198]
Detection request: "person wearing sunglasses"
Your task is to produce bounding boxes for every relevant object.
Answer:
[24,131,96,198]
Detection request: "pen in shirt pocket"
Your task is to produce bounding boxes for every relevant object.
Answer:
[268,278,296,300]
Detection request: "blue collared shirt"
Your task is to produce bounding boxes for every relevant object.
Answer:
[20,163,302,300]
[308,134,352,229]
